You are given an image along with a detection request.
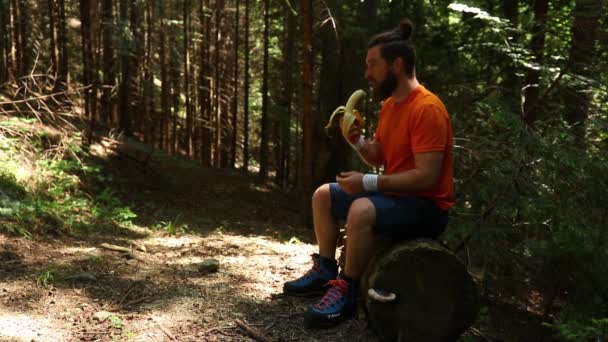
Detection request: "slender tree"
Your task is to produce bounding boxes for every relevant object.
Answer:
[300,0,314,221]
[522,0,549,123]
[184,0,193,155]
[102,0,115,125]
[242,0,250,172]
[259,0,270,181]
[230,0,240,168]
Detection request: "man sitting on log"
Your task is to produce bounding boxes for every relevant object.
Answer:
[283,19,455,329]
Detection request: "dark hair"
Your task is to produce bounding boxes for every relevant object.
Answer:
[367,20,416,77]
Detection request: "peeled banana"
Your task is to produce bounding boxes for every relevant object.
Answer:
[324,89,367,141]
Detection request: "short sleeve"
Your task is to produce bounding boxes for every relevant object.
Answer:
[411,104,448,153]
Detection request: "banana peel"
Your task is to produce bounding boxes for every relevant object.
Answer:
[324,89,367,141]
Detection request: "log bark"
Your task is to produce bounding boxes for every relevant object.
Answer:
[361,239,479,342]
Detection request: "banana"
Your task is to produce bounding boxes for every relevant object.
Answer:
[324,89,367,141]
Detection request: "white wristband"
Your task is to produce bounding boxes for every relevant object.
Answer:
[362,174,379,192]
[353,136,365,150]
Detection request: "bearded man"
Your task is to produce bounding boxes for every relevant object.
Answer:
[283,19,455,329]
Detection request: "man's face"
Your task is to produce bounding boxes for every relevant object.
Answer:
[365,46,398,102]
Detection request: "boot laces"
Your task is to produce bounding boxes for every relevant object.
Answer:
[314,279,349,310]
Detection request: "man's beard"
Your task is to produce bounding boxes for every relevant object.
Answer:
[371,71,398,102]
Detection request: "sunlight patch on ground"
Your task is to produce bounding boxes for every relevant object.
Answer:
[0,313,68,341]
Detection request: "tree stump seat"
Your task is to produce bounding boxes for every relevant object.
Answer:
[341,237,480,341]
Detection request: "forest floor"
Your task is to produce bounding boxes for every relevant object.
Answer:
[0,133,552,341]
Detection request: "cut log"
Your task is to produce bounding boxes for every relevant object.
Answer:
[361,239,479,342]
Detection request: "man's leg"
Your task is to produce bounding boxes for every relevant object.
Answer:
[343,198,376,280]
[304,198,376,328]
[283,184,339,296]
[312,184,340,259]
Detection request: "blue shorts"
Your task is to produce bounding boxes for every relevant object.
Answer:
[329,183,448,240]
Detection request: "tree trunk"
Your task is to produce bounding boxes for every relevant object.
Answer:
[230,0,240,168]
[144,0,154,144]
[184,0,192,156]
[522,0,548,124]
[259,0,270,181]
[55,0,68,91]
[300,0,314,224]
[80,0,93,143]
[159,0,169,150]
[16,0,31,78]
[48,0,58,82]
[118,0,131,136]
[213,0,224,167]
[102,0,115,125]
[317,0,350,186]
[170,25,180,155]
[0,0,9,83]
[10,0,19,79]
[563,0,605,138]
[242,0,250,172]
[361,239,480,342]
[130,0,144,138]
[279,6,295,188]
[199,0,212,165]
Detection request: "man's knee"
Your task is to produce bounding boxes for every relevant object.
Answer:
[312,183,331,209]
[346,198,375,230]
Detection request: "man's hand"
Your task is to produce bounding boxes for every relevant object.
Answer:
[341,117,362,146]
[336,171,365,194]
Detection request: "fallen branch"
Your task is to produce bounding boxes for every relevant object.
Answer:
[0,85,91,106]
[99,242,133,254]
[99,242,145,262]
[235,319,271,342]
[153,317,175,340]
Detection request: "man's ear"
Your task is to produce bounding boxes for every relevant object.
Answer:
[391,57,405,74]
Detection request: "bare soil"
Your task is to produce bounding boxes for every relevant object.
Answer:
[0,149,549,341]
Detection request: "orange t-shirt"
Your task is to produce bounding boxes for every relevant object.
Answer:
[374,85,455,210]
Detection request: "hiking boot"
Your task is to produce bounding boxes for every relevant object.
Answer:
[283,253,337,297]
[304,277,357,328]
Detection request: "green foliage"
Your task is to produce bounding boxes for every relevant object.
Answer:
[544,318,608,341]
[36,270,55,289]
[438,3,608,333]
[153,215,188,235]
[108,314,123,329]
[0,117,137,237]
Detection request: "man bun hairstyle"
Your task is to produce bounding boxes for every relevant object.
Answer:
[368,19,416,77]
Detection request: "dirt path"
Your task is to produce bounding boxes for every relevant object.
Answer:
[0,152,379,342]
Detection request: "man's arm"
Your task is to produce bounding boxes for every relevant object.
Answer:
[377,151,444,193]
[356,138,384,167]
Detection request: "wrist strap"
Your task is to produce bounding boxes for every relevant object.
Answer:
[362,174,379,192]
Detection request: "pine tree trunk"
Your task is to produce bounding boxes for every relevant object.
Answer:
[199,0,212,165]
[242,0,250,172]
[159,0,169,150]
[300,0,314,224]
[563,0,605,139]
[102,0,115,125]
[230,0,240,168]
[279,7,295,188]
[16,0,32,78]
[522,0,548,124]
[204,0,213,165]
[144,0,154,144]
[184,0,192,156]
[118,0,131,136]
[48,0,58,81]
[213,0,224,167]
[0,0,9,83]
[259,0,270,181]
[80,0,93,141]
[55,0,68,91]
